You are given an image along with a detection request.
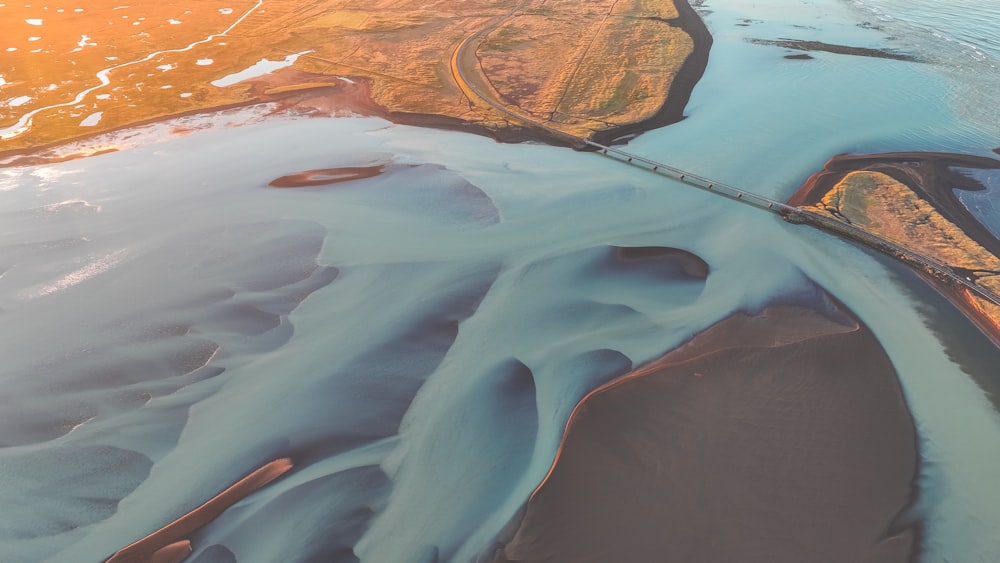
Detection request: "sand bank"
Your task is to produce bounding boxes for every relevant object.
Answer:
[105,458,293,563]
[789,152,1000,255]
[493,304,919,563]
[268,165,385,188]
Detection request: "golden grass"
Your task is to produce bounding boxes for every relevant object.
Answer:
[1,0,695,151]
[808,171,1000,272]
[476,0,692,137]
[803,170,1000,330]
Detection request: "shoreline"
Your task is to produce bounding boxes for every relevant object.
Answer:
[0,0,712,165]
[590,0,713,146]
[0,74,572,169]
[105,458,293,563]
[788,151,1000,346]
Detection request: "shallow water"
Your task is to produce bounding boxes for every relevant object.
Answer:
[844,0,1000,136]
[1,0,999,562]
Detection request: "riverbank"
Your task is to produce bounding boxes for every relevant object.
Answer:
[590,0,712,145]
[788,151,1000,346]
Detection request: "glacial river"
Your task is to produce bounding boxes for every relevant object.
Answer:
[0,0,998,562]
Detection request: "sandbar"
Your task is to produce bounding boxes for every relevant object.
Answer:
[748,38,919,61]
[105,458,293,563]
[493,303,920,563]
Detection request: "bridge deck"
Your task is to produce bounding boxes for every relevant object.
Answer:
[449,14,1000,309]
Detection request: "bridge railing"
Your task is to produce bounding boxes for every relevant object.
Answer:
[580,139,798,214]
[450,12,1000,311]
[581,138,1000,308]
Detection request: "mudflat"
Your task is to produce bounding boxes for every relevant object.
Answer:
[493,304,919,563]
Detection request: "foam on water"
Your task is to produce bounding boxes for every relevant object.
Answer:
[955,169,1000,238]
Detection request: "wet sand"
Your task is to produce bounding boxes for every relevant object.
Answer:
[748,38,920,61]
[105,458,293,563]
[268,165,386,188]
[493,304,920,563]
[614,246,711,278]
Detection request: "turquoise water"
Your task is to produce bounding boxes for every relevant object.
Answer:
[846,0,1000,137]
[636,1,1000,560]
[0,1,998,562]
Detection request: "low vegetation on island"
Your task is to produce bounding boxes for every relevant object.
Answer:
[790,153,1000,342]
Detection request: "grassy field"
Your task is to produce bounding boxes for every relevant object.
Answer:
[1,0,694,151]
[804,169,1000,333]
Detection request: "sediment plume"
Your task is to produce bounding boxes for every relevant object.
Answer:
[268,166,386,188]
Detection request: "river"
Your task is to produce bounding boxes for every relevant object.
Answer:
[0,0,998,561]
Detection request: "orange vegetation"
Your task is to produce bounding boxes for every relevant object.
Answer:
[802,169,1000,340]
[1,0,696,152]
[105,458,292,563]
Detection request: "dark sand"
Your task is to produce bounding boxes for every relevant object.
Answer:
[789,152,1000,257]
[105,458,293,563]
[149,541,192,563]
[268,165,385,188]
[590,0,713,146]
[747,38,919,61]
[493,304,920,563]
[614,246,710,278]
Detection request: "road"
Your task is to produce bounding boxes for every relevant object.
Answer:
[448,9,1000,309]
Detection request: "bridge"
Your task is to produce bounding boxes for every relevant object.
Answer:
[449,8,1000,309]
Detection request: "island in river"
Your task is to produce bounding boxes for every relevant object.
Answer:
[788,152,1000,346]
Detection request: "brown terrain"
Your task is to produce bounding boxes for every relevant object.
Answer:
[493,303,920,563]
[105,458,293,563]
[0,0,706,159]
[789,152,1000,345]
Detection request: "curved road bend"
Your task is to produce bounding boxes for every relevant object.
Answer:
[450,0,580,144]
[449,10,1000,309]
